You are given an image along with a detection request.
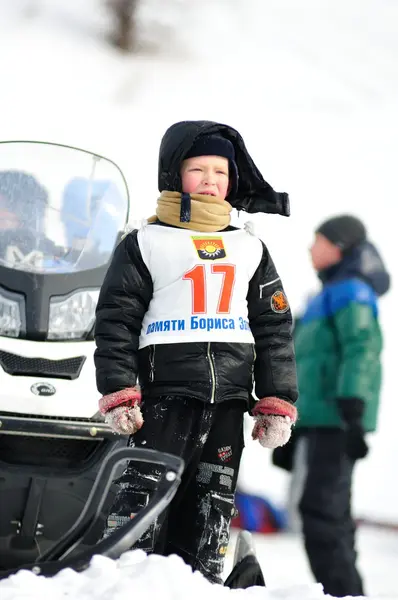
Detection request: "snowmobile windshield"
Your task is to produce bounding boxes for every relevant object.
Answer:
[0,142,129,274]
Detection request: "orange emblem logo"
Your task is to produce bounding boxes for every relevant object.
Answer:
[270,290,289,313]
[191,237,226,260]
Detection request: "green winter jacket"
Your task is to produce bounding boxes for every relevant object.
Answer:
[294,244,389,432]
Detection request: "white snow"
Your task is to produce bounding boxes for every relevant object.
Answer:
[1,528,397,600]
[0,0,397,598]
[0,549,326,600]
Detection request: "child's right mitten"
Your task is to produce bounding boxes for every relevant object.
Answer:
[99,386,143,435]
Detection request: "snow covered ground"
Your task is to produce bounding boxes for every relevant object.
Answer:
[0,0,397,598]
[0,527,397,600]
[0,549,336,600]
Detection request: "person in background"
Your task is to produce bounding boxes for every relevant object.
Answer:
[272,214,390,597]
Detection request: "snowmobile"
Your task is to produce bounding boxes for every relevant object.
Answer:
[0,141,265,589]
[0,140,131,571]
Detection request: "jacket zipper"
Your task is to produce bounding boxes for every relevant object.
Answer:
[149,345,156,382]
[252,345,257,384]
[207,342,216,403]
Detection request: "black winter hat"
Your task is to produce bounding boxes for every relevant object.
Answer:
[183,134,239,201]
[316,215,367,252]
[158,120,290,216]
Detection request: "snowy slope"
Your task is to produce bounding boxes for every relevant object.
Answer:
[0,1,397,597]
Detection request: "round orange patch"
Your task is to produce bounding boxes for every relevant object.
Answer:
[270,290,289,313]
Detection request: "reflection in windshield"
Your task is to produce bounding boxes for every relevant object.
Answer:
[0,154,128,274]
[60,177,126,271]
[0,170,56,271]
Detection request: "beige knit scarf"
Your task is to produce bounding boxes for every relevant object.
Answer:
[147,191,232,232]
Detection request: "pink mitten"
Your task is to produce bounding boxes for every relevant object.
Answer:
[99,386,143,435]
[252,396,297,449]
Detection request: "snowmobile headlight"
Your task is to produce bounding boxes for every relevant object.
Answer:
[0,286,24,338]
[48,289,100,340]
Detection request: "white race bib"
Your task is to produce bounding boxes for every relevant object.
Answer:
[138,225,263,348]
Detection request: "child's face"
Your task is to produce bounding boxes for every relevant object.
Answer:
[310,233,342,271]
[181,155,230,200]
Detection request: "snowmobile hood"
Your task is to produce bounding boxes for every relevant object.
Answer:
[158,120,290,216]
[319,240,391,297]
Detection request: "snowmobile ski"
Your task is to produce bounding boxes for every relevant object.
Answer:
[0,446,184,579]
[224,530,266,589]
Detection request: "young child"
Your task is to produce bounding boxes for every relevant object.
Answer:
[94,120,298,584]
[273,215,390,597]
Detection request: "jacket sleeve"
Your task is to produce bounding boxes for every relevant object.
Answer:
[94,230,153,396]
[328,282,382,406]
[247,242,298,404]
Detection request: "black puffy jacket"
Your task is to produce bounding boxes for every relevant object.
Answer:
[94,224,298,407]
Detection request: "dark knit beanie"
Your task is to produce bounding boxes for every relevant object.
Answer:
[183,134,239,200]
[316,215,367,252]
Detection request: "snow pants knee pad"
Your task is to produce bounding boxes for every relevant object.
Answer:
[103,469,159,552]
[194,491,236,580]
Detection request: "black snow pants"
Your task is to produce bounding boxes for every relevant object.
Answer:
[103,396,245,583]
[296,429,364,598]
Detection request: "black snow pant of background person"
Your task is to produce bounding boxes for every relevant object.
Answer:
[296,429,364,598]
[103,396,245,584]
